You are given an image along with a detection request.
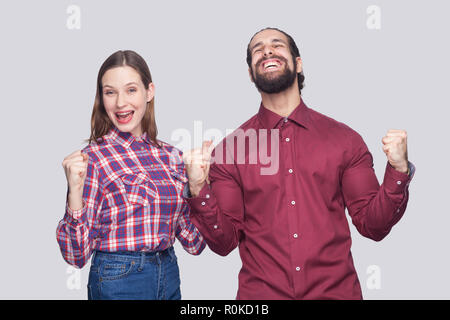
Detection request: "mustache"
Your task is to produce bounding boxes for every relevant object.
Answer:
[255,55,288,70]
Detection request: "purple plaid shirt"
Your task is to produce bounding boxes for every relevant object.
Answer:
[56,127,205,268]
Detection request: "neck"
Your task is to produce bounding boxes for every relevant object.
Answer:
[260,83,301,117]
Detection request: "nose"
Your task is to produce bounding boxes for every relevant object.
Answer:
[116,92,127,108]
[263,45,273,57]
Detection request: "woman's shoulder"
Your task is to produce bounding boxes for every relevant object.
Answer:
[81,138,113,164]
[158,140,183,157]
[156,140,186,176]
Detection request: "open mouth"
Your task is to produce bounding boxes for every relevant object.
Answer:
[115,110,134,124]
[261,59,282,71]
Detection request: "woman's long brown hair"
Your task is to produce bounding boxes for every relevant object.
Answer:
[88,50,159,147]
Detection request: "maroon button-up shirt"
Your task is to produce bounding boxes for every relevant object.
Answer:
[186,100,413,300]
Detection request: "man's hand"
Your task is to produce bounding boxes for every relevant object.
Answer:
[381,129,408,174]
[183,140,214,197]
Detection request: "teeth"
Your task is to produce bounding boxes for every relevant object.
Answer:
[264,61,280,69]
[117,111,132,116]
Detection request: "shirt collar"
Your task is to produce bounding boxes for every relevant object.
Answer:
[257,98,310,129]
[104,127,152,148]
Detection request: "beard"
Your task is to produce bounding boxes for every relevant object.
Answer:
[251,55,297,94]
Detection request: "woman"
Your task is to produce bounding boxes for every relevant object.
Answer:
[56,50,205,300]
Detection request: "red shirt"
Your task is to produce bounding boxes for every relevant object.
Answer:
[186,100,414,299]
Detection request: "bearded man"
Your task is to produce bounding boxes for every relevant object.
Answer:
[183,27,415,300]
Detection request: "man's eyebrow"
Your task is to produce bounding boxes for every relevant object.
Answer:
[271,38,287,45]
[250,41,263,52]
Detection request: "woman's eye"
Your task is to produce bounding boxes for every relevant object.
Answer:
[128,88,137,93]
[104,91,114,95]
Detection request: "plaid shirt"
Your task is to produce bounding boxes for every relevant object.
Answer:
[56,127,205,268]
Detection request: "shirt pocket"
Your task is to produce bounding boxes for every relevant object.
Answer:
[121,172,157,206]
[148,163,188,200]
[103,172,157,208]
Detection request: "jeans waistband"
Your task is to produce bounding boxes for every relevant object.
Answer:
[93,247,174,261]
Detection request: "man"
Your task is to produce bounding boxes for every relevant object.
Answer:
[182,27,414,299]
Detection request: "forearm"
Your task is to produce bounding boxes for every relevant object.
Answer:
[175,203,206,255]
[184,183,241,256]
[350,162,414,241]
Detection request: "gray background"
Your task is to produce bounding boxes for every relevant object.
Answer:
[0,0,448,299]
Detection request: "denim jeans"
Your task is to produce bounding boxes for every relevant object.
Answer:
[87,247,181,300]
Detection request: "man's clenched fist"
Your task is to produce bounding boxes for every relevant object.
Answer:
[381,129,409,174]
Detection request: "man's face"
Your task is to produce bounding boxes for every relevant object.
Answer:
[248,29,302,94]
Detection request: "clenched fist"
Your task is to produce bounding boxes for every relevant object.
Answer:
[183,140,214,197]
[62,150,89,211]
[381,129,409,174]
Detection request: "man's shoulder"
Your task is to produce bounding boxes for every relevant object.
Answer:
[237,112,261,131]
[307,106,361,139]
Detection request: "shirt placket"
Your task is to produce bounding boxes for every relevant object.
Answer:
[280,119,303,297]
[131,140,163,250]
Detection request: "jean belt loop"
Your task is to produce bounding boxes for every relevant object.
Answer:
[139,251,145,270]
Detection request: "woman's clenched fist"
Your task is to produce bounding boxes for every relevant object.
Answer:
[62,150,89,210]
[183,141,213,197]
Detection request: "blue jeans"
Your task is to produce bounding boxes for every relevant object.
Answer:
[87,247,181,300]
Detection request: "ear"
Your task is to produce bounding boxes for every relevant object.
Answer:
[295,57,303,74]
[248,67,255,83]
[146,82,155,102]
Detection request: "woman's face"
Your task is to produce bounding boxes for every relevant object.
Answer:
[101,66,154,137]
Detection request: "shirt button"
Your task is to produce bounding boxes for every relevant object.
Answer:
[213,225,218,229]
[288,169,293,174]
[285,138,290,142]
[293,233,298,238]
[206,194,210,199]
[284,118,288,123]
[296,266,301,271]
[291,200,296,205]
[201,201,206,206]
[141,147,144,150]
[397,181,402,185]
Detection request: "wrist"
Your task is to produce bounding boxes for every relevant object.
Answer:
[391,161,409,174]
[189,181,206,198]
[67,191,84,211]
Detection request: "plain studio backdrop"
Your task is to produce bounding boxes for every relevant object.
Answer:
[0,0,448,299]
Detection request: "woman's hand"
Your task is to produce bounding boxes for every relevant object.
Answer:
[62,150,89,211]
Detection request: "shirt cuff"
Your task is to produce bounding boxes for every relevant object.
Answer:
[182,183,192,198]
[383,161,414,194]
[184,183,216,215]
[65,201,87,226]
